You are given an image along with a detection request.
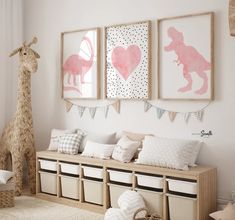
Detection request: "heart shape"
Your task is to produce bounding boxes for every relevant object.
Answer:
[111,45,141,80]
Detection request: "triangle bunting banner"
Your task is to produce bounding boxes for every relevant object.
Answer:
[168,112,177,122]
[104,106,109,118]
[156,108,165,119]
[144,101,152,112]
[65,101,73,112]
[184,113,191,123]
[112,100,120,113]
[78,106,85,117]
[89,107,97,119]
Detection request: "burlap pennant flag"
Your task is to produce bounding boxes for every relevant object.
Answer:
[104,106,109,118]
[168,112,177,122]
[89,107,97,119]
[78,106,85,117]
[194,110,204,121]
[144,101,152,112]
[156,108,165,119]
[184,113,191,123]
[65,101,73,112]
[112,100,120,113]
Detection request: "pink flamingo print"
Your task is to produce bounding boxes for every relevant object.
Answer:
[164,27,211,95]
[63,36,94,94]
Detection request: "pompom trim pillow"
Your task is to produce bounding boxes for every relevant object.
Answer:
[112,136,141,163]
[81,140,116,159]
[136,136,201,170]
[58,132,83,155]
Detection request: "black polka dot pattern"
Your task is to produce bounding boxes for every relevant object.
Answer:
[106,21,150,99]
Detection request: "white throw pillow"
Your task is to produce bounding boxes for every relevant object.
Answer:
[58,132,83,155]
[104,208,128,220]
[79,131,116,153]
[112,136,141,163]
[0,170,14,184]
[48,129,77,151]
[136,136,200,170]
[81,140,116,159]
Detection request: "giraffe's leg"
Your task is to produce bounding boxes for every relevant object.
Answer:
[178,66,192,92]
[12,153,24,196]
[0,148,8,170]
[195,71,208,95]
[25,148,36,194]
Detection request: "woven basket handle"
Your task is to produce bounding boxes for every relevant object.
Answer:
[133,207,149,220]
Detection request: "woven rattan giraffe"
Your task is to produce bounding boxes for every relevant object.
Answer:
[0,37,40,196]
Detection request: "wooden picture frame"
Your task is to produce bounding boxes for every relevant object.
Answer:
[61,28,100,99]
[158,12,214,100]
[104,21,151,100]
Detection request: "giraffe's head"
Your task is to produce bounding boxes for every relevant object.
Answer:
[9,37,40,73]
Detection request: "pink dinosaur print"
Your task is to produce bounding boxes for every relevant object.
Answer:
[111,45,141,80]
[164,27,211,95]
[63,35,94,94]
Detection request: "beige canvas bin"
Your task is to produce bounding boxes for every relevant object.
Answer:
[59,162,80,175]
[136,188,163,216]
[39,171,57,195]
[108,169,133,184]
[60,175,79,200]
[83,179,103,205]
[108,183,132,208]
[39,159,57,172]
[168,194,197,220]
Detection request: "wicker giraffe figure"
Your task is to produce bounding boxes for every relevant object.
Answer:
[0,37,40,196]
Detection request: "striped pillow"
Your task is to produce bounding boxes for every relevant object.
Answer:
[58,132,83,155]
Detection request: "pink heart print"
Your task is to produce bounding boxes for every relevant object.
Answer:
[111,45,141,80]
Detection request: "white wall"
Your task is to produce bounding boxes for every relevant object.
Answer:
[23,0,235,201]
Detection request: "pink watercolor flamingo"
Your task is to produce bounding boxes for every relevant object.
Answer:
[63,36,94,88]
[164,27,211,95]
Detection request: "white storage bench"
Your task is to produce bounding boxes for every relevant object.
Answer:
[36,151,217,219]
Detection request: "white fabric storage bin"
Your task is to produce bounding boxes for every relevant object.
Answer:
[60,175,79,200]
[39,171,57,195]
[108,169,133,184]
[168,194,197,220]
[135,174,163,189]
[108,184,132,208]
[167,179,197,195]
[83,179,103,205]
[59,162,80,175]
[39,159,57,171]
[136,188,163,216]
[82,166,103,179]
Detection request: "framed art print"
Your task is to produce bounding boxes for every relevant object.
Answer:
[61,28,100,99]
[105,21,151,99]
[158,12,214,100]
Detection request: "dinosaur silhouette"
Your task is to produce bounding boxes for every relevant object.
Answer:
[164,27,211,95]
[63,36,94,91]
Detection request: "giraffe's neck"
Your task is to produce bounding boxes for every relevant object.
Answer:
[15,69,32,120]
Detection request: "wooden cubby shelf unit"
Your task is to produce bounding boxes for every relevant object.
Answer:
[36,151,217,220]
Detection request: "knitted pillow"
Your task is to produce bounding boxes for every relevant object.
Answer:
[58,132,83,155]
[104,208,128,220]
[210,203,235,220]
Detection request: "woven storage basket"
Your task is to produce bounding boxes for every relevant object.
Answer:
[133,208,162,220]
[0,178,15,208]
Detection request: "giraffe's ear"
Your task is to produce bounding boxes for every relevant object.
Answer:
[32,50,40,59]
[9,47,22,57]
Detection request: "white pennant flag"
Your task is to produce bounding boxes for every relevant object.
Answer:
[168,112,177,122]
[112,100,120,113]
[89,107,97,119]
[156,108,165,119]
[184,113,191,123]
[78,106,85,117]
[104,106,109,118]
[144,101,152,112]
[194,110,204,121]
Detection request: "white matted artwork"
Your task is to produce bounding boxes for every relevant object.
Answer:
[105,21,151,99]
[158,12,214,100]
[61,28,100,99]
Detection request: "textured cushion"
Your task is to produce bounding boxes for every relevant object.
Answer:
[112,136,141,163]
[0,170,14,184]
[210,203,235,220]
[104,208,128,220]
[58,132,83,155]
[48,129,77,151]
[81,140,116,159]
[79,131,116,153]
[136,136,200,170]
